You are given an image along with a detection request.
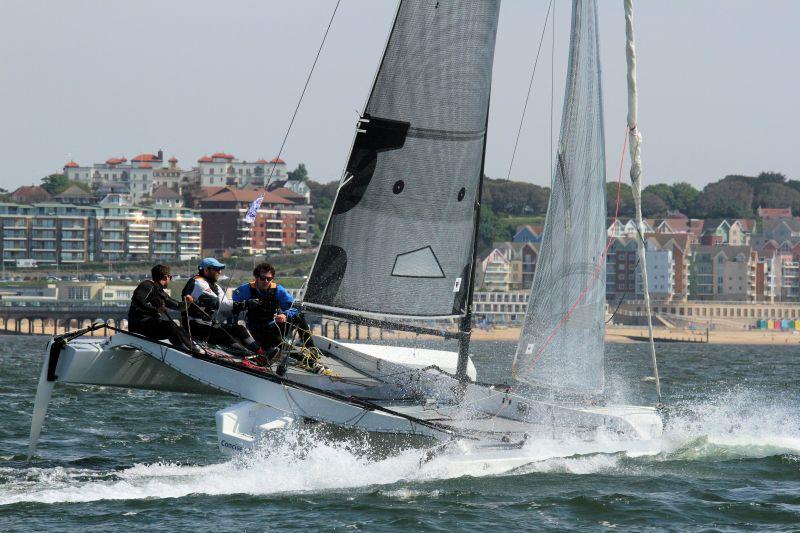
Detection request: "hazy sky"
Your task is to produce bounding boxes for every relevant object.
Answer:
[1,1,798,191]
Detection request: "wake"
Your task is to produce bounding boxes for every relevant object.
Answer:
[3,388,799,505]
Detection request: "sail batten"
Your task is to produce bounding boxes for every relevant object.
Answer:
[305,0,501,321]
[513,0,607,393]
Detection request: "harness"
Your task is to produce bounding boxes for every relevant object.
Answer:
[186,274,221,320]
[246,280,280,324]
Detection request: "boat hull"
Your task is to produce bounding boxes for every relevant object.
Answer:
[29,332,662,459]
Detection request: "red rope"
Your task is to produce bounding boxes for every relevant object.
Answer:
[518,126,629,379]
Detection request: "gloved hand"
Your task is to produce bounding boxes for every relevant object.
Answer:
[232,300,246,314]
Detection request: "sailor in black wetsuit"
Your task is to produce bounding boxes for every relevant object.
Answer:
[181,257,261,354]
[128,264,197,353]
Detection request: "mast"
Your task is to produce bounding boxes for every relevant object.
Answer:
[624,0,661,401]
[456,94,491,382]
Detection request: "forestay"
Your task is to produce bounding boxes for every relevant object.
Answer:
[513,0,607,393]
[304,0,500,320]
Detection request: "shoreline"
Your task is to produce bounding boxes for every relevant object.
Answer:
[470,325,800,345]
[5,324,800,346]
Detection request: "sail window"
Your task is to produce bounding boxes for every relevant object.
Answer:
[391,246,445,278]
[457,187,466,201]
[393,180,405,194]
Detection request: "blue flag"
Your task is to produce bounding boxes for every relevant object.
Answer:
[244,194,264,224]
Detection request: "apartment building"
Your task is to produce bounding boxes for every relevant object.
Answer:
[647,233,692,300]
[778,253,800,301]
[479,242,539,292]
[636,243,675,300]
[0,194,202,264]
[63,151,185,204]
[606,237,639,302]
[473,291,530,324]
[689,245,753,301]
[199,187,310,254]
[0,202,98,266]
[197,153,288,188]
[150,187,203,261]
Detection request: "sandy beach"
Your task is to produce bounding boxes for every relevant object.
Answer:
[6,321,800,346]
[472,325,800,346]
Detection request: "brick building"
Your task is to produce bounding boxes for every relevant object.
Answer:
[199,187,309,254]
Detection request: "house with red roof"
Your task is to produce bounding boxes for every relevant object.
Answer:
[757,207,793,219]
[10,186,52,204]
[197,152,288,188]
[62,149,178,205]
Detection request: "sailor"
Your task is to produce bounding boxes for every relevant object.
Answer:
[128,264,198,353]
[181,257,261,353]
[232,262,320,367]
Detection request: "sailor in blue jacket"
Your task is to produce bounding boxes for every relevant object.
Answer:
[232,262,314,357]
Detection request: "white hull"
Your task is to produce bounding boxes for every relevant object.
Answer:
[29,331,662,459]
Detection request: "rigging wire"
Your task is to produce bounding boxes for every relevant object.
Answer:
[549,0,556,182]
[505,0,554,181]
[264,0,342,182]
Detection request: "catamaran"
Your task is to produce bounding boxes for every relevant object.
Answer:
[28,0,663,466]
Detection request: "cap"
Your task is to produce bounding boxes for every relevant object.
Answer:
[198,257,226,270]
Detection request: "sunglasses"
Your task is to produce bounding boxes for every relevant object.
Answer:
[258,275,274,281]
[167,274,173,280]
[209,267,223,272]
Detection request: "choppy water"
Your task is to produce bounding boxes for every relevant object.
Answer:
[1,335,799,531]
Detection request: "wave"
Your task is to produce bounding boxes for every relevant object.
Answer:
[3,388,798,505]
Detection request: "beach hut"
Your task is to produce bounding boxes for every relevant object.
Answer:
[757,319,767,330]
[781,319,790,330]
[795,319,800,330]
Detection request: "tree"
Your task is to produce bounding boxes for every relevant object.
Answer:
[288,163,309,182]
[754,183,800,215]
[307,179,338,206]
[669,182,700,215]
[41,173,70,195]
[641,191,669,217]
[482,177,549,216]
[693,178,754,218]
[756,171,786,185]
[606,182,634,217]
[642,183,674,208]
[478,205,514,252]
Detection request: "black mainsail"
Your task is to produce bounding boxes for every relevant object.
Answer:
[304,0,500,322]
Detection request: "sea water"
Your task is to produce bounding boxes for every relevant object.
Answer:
[1,336,799,530]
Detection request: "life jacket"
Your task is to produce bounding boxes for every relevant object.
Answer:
[245,280,280,324]
[183,274,223,320]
